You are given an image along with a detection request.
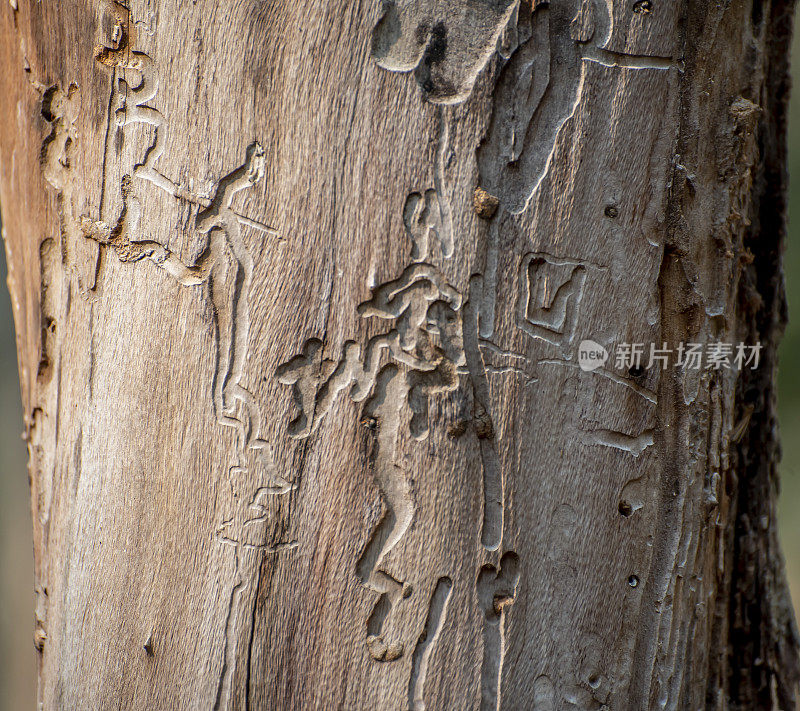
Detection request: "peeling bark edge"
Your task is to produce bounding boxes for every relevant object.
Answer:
[727,1,800,708]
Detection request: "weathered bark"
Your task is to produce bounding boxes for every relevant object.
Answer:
[1,0,798,708]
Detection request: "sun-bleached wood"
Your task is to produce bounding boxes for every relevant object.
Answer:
[0,0,798,708]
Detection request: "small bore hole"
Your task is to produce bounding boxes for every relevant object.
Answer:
[629,364,645,377]
[628,575,639,588]
[618,501,633,517]
[360,416,378,431]
[604,205,619,218]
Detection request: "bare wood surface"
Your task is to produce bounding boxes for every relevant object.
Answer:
[0,0,798,708]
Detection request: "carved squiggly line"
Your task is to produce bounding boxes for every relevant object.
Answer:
[478,0,680,215]
[84,39,292,497]
[371,0,517,104]
[82,143,285,481]
[479,220,500,340]
[196,145,269,454]
[215,479,299,549]
[403,111,453,261]
[357,262,462,347]
[483,364,537,385]
[432,110,453,256]
[356,364,415,662]
[277,264,466,662]
[368,3,682,704]
[408,577,453,710]
[216,538,299,552]
[516,252,588,358]
[213,566,246,711]
[478,552,520,711]
[582,427,655,457]
[277,263,464,439]
[464,276,504,551]
[537,358,657,456]
[86,36,297,707]
[85,27,295,710]
[97,37,278,235]
[40,84,106,301]
[538,358,657,403]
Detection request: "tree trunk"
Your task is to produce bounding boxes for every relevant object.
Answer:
[1,0,799,708]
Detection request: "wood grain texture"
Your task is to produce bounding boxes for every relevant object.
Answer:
[0,0,798,708]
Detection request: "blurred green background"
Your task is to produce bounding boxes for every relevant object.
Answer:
[779,21,800,634]
[0,243,35,705]
[3,24,800,711]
